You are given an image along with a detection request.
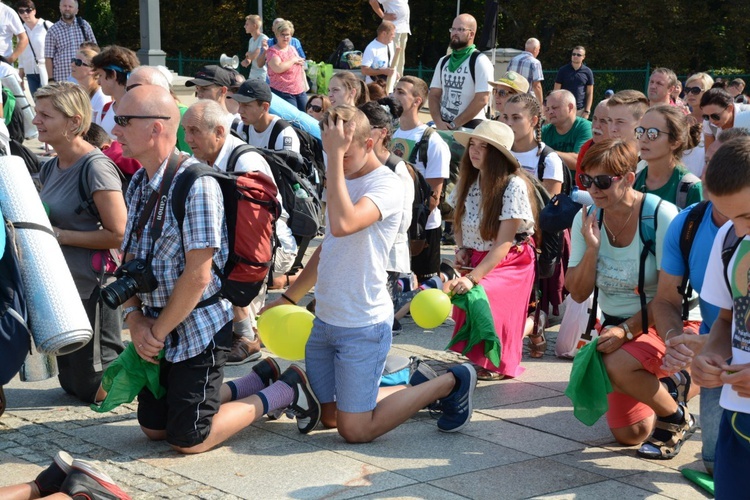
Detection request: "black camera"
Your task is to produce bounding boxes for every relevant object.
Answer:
[101,258,158,309]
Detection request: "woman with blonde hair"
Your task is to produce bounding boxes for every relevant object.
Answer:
[328,71,369,108]
[266,19,307,111]
[681,72,713,175]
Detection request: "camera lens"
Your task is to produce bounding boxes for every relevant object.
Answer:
[101,275,140,309]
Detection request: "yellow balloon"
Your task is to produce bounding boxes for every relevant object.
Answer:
[411,288,452,329]
[257,305,314,360]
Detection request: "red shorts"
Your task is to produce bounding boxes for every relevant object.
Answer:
[605,320,701,429]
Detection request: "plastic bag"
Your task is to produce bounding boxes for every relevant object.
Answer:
[316,62,333,95]
[555,293,600,358]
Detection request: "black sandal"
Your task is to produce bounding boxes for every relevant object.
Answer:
[637,410,697,459]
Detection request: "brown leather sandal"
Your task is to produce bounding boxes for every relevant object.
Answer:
[637,410,697,459]
[476,367,505,381]
[528,311,547,358]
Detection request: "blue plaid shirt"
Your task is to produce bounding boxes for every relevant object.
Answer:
[123,155,232,363]
[506,51,544,86]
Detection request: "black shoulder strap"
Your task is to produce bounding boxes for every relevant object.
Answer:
[722,224,743,295]
[226,144,255,173]
[439,50,480,83]
[675,172,701,209]
[411,126,434,165]
[584,205,604,335]
[384,153,401,171]
[268,118,292,151]
[76,17,89,42]
[677,200,710,319]
[536,145,553,182]
[75,152,125,219]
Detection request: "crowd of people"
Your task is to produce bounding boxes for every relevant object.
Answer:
[2,0,750,498]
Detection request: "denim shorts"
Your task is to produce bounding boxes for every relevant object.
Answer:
[305,317,391,413]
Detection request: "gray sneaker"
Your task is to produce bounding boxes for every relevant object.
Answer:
[279,364,321,434]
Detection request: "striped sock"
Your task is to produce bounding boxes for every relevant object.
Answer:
[258,380,295,415]
[226,371,265,401]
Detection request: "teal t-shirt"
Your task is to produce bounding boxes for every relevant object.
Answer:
[634,165,703,209]
[541,116,592,154]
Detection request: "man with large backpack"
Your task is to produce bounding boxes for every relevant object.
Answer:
[393,76,450,284]
[113,85,319,454]
[428,13,493,131]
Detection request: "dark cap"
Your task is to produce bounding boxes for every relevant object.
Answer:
[185,65,234,88]
[228,79,273,103]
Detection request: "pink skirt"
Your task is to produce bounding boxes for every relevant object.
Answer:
[450,242,536,378]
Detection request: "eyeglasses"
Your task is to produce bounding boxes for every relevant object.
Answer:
[17,8,33,14]
[683,86,703,95]
[635,126,669,141]
[307,104,322,113]
[114,115,171,127]
[125,83,142,92]
[703,111,726,122]
[572,52,584,57]
[578,173,622,190]
[449,28,472,33]
[71,58,90,67]
[493,88,516,97]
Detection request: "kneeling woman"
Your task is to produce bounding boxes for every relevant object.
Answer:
[446,121,538,380]
[565,139,694,459]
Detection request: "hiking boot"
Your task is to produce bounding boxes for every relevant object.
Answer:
[279,364,321,434]
[252,357,281,387]
[227,335,262,365]
[60,459,131,499]
[34,450,74,496]
[437,363,476,433]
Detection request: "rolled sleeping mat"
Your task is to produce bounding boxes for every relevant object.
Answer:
[0,156,92,355]
[1,75,38,140]
[19,349,59,382]
[270,94,321,140]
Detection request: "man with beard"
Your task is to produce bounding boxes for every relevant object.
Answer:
[44,0,96,82]
[428,13,493,130]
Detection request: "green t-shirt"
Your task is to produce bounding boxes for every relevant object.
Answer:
[634,165,703,209]
[541,116,592,154]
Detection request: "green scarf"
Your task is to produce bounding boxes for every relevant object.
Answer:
[446,286,501,367]
[564,341,613,426]
[91,343,165,413]
[447,44,476,73]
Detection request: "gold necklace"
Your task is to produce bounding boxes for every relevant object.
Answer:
[602,208,634,243]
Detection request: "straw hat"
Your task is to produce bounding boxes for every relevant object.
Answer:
[488,71,530,94]
[453,121,520,168]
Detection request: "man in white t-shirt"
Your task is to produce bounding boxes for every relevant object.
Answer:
[693,136,750,497]
[393,76,450,283]
[0,3,28,64]
[230,79,300,153]
[16,1,50,96]
[361,21,396,85]
[428,13,493,131]
[369,0,409,78]
[182,100,298,366]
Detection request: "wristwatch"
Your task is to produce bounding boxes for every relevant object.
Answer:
[447,121,456,130]
[122,305,141,323]
[621,322,634,341]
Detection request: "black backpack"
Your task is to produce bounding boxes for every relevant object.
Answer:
[384,153,433,255]
[524,172,559,280]
[226,144,323,239]
[721,223,744,295]
[676,200,710,319]
[328,39,356,69]
[536,145,573,196]
[9,139,41,191]
[268,119,326,199]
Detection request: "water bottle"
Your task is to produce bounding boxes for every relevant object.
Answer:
[293,183,308,199]
[570,186,594,207]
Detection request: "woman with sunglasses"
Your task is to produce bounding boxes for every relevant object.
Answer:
[446,121,539,380]
[680,73,713,176]
[700,88,750,150]
[633,105,703,209]
[567,139,693,460]
[306,94,330,121]
[266,20,307,111]
[70,47,111,123]
[488,71,528,121]
[34,82,127,404]
[90,45,140,138]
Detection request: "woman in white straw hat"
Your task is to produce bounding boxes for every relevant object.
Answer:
[445,120,539,380]
[488,70,529,121]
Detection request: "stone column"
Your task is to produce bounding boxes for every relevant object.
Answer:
[137,0,167,66]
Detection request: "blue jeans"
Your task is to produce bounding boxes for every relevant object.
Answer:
[271,87,307,112]
[26,74,42,97]
[700,385,723,474]
[715,410,750,497]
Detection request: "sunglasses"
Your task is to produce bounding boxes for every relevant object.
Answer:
[17,8,33,14]
[703,111,726,121]
[114,115,171,127]
[125,83,142,92]
[572,52,584,57]
[307,104,322,113]
[683,86,703,95]
[578,173,622,190]
[71,58,90,67]
[635,126,669,141]
[493,88,516,97]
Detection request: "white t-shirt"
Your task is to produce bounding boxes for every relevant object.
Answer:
[90,87,111,124]
[97,101,116,139]
[19,18,52,73]
[315,166,403,327]
[704,103,750,138]
[378,0,410,34]
[0,5,24,58]
[447,175,535,251]
[392,124,450,230]
[699,221,750,413]
[247,115,300,153]
[387,159,414,273]
[247,33,269,81]
[511,142,564,182]
[429,52,494,123]
[361,39,394,84]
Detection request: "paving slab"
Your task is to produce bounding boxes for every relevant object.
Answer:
[534,479,672,499]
